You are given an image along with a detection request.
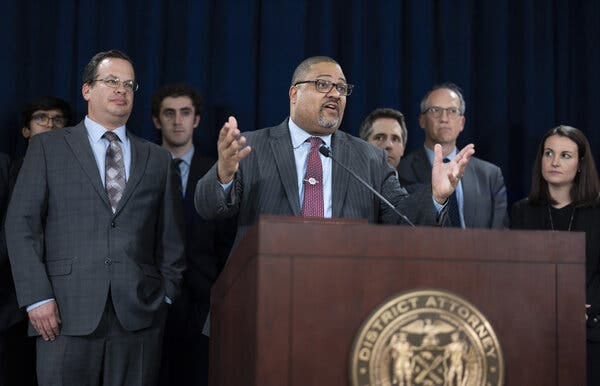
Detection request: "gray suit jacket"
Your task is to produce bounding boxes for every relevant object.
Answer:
[194,119,438,245]
[5,121,185,336]
[397,146,508,229]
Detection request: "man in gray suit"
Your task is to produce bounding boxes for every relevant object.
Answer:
[6,50,185,386]
[397,83,508,229]
[195,56,475,244]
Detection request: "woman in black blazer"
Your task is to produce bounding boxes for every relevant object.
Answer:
[510,125,600,385]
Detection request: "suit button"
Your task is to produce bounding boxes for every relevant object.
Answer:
[105,258,112,265]
[111,222,116,228]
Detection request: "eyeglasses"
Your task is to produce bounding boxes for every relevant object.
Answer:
[93,77,139,92]
[31,113,67,127]
[423,106,462,119]
[294,79,354,96]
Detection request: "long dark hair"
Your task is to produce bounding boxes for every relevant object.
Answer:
[528,125,600,207]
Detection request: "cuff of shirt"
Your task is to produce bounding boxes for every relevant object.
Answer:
[27,298,55,312]
[432,197,447,213]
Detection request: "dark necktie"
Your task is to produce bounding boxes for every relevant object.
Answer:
[103,132,126,213]
[301,137,324,217]
[173,158,184,196]
[443,157,461,227]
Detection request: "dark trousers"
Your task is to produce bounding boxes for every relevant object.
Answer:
[158,293,209,386]
[36,298,168,386]
[588,340,600,386]
[0,319,37,386]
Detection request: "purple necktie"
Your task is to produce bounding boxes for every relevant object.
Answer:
[301,137,324,217]
[103,131,126,213]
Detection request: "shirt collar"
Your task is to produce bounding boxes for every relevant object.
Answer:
[288,118,332,149]
[175,146,194,166]
[85,116,127,143]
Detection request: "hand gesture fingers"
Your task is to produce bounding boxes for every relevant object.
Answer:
[217,116,252,183]
[431,143,475,204]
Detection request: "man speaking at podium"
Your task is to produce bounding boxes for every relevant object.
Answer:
[195,56,474,244]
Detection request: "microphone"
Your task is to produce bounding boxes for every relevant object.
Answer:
[318,145,415,227]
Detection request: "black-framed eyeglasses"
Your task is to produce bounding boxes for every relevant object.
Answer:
[93,77,139,93]
[422,106,462,119]
[31,113,67,127]
[294,79,354,96]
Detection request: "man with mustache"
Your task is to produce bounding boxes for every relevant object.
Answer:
[195,56,474,246]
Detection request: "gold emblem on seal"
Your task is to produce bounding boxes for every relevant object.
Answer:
[350,290,504,386]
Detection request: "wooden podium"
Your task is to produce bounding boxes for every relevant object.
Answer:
[209,216,586,385]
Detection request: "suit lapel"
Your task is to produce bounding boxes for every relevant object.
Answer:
[64,123,111,209]
[331,133,350,218]
[460,163,476,227]
[269,121,301,215]
[414,147,433,184]
[115,133,149,215]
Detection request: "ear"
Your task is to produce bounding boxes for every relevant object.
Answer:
[458,115,466,133]
[22,126,31,139]
[193,114,200,129]
[152,116,162,130]
[82,82,91,101]
[289,85,297,104]
[418,114,426,129]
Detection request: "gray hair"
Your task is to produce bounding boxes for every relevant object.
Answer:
[419,82,466,115]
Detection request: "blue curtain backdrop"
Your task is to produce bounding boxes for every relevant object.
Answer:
[1,0,598,204]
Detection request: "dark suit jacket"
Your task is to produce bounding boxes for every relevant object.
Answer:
[194,119,438,246]
[0,153,22,331]
[176,151,235,331]
[397,146,508,229]
[5,121,185,336]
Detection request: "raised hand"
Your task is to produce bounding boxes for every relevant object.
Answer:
[216,116,252,183]
[431,143,475,204]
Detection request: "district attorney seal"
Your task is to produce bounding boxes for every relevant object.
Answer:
[350,289,504,386]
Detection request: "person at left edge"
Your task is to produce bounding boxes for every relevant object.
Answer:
[5,50,185,386]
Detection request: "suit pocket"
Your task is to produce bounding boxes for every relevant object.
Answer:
[46,259,73,276]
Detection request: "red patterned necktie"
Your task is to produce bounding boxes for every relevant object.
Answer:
[301,137,324,217]
[103,131,126,213]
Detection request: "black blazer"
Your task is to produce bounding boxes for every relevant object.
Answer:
[511,198,600,340]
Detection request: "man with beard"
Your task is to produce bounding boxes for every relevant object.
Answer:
[195,56,475,246]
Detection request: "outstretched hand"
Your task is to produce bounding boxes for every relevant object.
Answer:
[216,116,252,183]
[431,143,475,204]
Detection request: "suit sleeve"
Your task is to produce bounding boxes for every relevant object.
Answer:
[380,162,437,226]
[5,136,54,308]
[194,163,241,220]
